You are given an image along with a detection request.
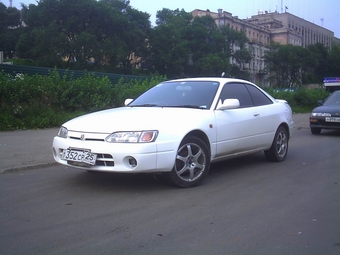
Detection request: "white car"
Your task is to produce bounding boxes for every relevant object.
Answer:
[52,77,294,188]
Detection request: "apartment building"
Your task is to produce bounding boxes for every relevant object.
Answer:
[247,11,335,48]
[191,9,339,86]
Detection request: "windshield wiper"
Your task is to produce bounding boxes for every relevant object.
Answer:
[169,105,204,109]
[129,104,160,107]
[130,104,206,109]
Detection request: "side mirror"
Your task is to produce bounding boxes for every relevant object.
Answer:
[124,99,134,106]
[216,99,240,110]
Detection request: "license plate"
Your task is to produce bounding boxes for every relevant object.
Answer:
[325,117,340,123]
[62,148,97,165]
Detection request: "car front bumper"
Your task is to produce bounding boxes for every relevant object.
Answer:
[52,135,177,173]
[309,117,340,130]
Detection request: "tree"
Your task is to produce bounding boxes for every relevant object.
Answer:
[0,3,21,29]
[0,3,22,58]
[117,6,151,73]
[148,9,252,78]
[185,15,229,77]
[264,44,308,87]
[17,0,150,73]
[305,43,330,83]
[155,8,192,26]
[148,9,192,78]
[219,26,251,78]
[328,45,340,76]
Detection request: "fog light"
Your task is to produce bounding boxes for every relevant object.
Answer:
[310,118,318,123]
[128,157,137,167]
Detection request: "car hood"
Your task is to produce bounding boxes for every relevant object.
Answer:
[64,106,210,133]
[312,104,340,115]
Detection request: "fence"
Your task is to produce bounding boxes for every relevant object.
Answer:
[0,64,148,85]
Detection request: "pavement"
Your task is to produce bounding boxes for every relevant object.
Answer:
[0,113,311,174]
[0,128,59,173]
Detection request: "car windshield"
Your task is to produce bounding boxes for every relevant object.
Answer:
[128,81,220,109]
[324,91,340,106]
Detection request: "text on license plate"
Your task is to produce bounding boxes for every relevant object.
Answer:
[325,117,340,123]
[62,149,97,165]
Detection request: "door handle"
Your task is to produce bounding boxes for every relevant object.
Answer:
[254,113,260,117]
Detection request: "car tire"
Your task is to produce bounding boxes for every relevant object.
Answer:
[264,126,289,162]
[165,136,210,188]
[310,127,321,135]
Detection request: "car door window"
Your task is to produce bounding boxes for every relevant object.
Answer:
[219,83,253,108]
[246,84,273,106]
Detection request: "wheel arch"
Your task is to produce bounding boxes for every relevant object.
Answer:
[183,130,211,155]
[279,122,290,139]
[165,130,212,188]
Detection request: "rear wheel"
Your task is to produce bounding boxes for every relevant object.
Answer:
[311,127,321,135]
[264,126,289,162]
[165,136,210,188]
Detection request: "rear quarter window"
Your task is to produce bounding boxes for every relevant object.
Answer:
[246,84,273,106]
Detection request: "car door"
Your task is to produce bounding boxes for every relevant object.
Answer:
[244,83,278,147]
[213,82,271,158]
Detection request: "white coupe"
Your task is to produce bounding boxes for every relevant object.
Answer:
[52,77,294,187]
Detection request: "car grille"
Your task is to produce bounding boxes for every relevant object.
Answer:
[68,131,108,142]
[64,131,114,167]
[96,154,114,166]
[66,153,114,167]
[69,136,105,142]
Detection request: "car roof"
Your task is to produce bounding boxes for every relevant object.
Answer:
[166,77,254,84]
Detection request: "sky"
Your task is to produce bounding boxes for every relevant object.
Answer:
[3,0,340,37]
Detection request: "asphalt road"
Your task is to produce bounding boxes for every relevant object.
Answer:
[0,115,339,255]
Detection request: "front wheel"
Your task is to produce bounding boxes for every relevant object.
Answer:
[264,126,289,162]
[165,136,210,188]
[311,127,321,135]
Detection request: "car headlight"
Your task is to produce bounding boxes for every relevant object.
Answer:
[311,113,331,117]
[58,126,68,138]
[105,131,158,143]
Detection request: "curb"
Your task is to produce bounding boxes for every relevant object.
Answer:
[1,162,59,174]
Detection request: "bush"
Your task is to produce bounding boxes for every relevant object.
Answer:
[0,70,166,131]
[112,75,167,106]
[265,87,330,112]
[58,73,115,111]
